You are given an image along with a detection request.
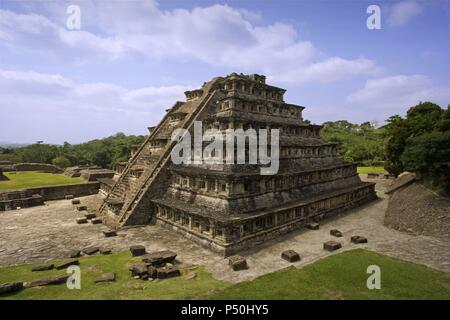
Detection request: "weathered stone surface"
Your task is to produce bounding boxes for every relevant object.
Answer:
[65,195,74,200]
[156,265,181,279]
[99,248,112,255]
[83,247,99,255]
[323,241,342,251]
[71,199,80,205]
[141,250,177,265]
[84,213,96,219]
[76,205,87,211]
[351,236,368,244]
[147,265,157,278]
[94,272,115,283]
[91,218,103,224]
[130,245,146,257]
[281,250,300,262]
[68,250,81,258]
[0,282,23,295]
[306,222,320,230]
[228,255,248,271]
[330,229,343,237]
[27,275,69,287]
[129,264,148,277]
[76,218,88,224]
[367,173,380,178]
[32,264,54,272]
[103,230,117,237]
[55,259,79,270]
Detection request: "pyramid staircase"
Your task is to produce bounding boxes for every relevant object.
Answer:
[98,79,222,228]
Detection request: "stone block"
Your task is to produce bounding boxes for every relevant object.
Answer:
[76,218,88,224]
[228,255,248,271]
[323,241,342,251]
[83,247,99,255]
[147,266,157,279]
[156,266,181,279]
[94,272,115,283]
[55,259,79,270]
[99,248,112,255]
[141,250,177,266]
[84,213,96,219]
[129,264,148,277]
[367,173,379,178]
[27,275,69,287]
[281,250,300,263]
[103,230,117,237]
[76,205,87,211]
[65,195,74,200]
[32,264,54,272]
[306,222,320,230]
[0,282,23,295]
[71,199,80,205]
[330,229,343,237]
[351,236,368,244]
[68,250,81,258]
[130,245,146,257]
[91,218,103,224]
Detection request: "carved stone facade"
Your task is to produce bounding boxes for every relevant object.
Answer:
[99,73,377,256]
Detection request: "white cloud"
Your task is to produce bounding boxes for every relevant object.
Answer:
[346,75,450,115]
[387,1,423,27]
[0,69,193,143]
[0,1,379,85]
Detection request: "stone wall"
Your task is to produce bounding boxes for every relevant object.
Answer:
[12,163,63,173]
[0,168,8,181]
[0,182,99,211]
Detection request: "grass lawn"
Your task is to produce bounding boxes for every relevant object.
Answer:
[0,171,85,190]
[357,166,387,174]
[0,249,448,300]
[211,249,450,300]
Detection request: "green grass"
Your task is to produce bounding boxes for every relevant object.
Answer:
[211,249,450,300]
[0,252,229,300]
[0,171,85,190]
[0,249,448,300]
[357,166,387,174]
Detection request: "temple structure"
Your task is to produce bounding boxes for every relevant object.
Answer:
[99,73,377,256]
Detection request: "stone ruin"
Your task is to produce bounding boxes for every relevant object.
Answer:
[63,165,99,177]
[98,73,377,256]
[0,168,8,181]
[80,169,115,182]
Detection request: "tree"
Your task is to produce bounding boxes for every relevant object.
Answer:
[52,156,71,168]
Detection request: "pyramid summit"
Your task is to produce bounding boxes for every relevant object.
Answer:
[99,73,377,256]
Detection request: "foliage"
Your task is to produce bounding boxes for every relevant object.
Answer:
[383,102,450,191]
[320,120,384,163]
[356,166,386,174]
[0,133,146,169]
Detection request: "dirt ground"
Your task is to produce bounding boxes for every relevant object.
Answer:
[0,176,449,283]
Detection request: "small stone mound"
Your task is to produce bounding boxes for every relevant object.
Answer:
[228,255,248,271]
[103,230,117,237]
[83,247,99,255]
[32,264,54,272]
[141,250,177,266]
[281,250,300,262]
[71,199,80,205]
[330,229,343,237]
[351,236,368,244]
[323,241,342,251]
[94,272,115,283]
[27,275,69,287]
[306,222,319,230]
[0,282,23,295]
[76,218,88,224]
[130,245,146,257]
[76,205,87,211]
[55,259,79,270]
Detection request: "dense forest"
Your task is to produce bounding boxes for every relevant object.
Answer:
[0,133,146,170]
[1,102,448,191]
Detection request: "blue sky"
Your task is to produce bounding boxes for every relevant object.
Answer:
[0,0,449,144]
